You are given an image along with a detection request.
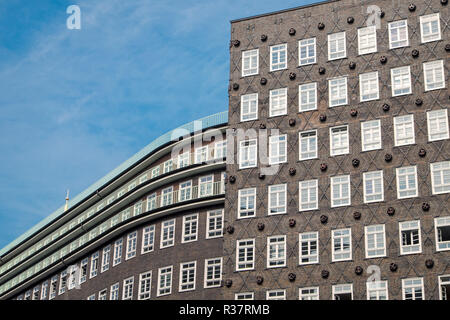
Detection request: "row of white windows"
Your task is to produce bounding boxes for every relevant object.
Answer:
[240,60,446,121]
[238,162,450,215]
[236,275,450,300]
[239,110,449,168]
[19,257,223,300]
[242,14,443,76]
[236,217,450,272]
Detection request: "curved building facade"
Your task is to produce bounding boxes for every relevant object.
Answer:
[1,0,450,300]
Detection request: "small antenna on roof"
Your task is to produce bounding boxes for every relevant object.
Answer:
[64,190,70,212]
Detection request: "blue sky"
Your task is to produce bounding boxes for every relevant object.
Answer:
[0,0,315,249]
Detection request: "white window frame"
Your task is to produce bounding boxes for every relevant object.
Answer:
[138,271,152,300]
[361,119,382,151]
[299,179,318,211]
[240,93,258,122]
[299,37,316,66]
[238,188,256,219]
[98,289,107,300]
[268,184,287,215]
[431,161,450,195]
[367,280,388,300]
[182,213,198,243]
[101,245,110,273]
[332,283,353,300]
[420,13,441,43]
[179,261,196,292]
[206,209,223,239]
[363,170,384,203]
[204,257,222,288]
[389,20,409,49]
[267,235,286,268]
[239,139,257,169]
[299,130,317,160]
[331,175,351,207]
[235,292,254,300]
[299,287,319,300]
[214,140,227,159]
[299,232,319,265]
[236,239,255,271]
[332,228,352,262]
[79,258,88,283]
[358,25,377,55]
[141,225,155,254]
[242,49,259,77]
[194,146,209,164]
[396,166,419,199]
[147,193,157,211]
[365,224,386,258]
[269,134,287,165]
[160,219,176,249]
[329,77,348,107]
[122,277,134,300]
[402,278,424,300]
[438,275,450,300]
[266,289,286,300]
[198,174,214,197]
[89,252,99,279]
[299,82,317,112]
[359,71,379,102]
[328,32,346,60]
[179,180,192,202]
[391,66,412,96]
[157,266,173,297]
[423,60,445,91]
[270,43,287,71]
[113,239,122,266]
[399,220,422,255]
[427,109,449,142]
[393,114,415,146]
[161,186,173,207]
[269,88,287,117]
[435,216,450,251]
[125,231,137,260]
[330,125,349,156]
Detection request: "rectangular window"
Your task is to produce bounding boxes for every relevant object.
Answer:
[400,220,422,255]
[49,276,57,300]
[420,13,441,43]
[435,216,450,251]
[332,228,352,261]
[298,82,317,112]
[360,71,379,101]
[396,166,418,199]
[299,232,319,265]
[178,152,190,168]
[204,258,222,288]
[157,266,173,297]
[161,186,173,206]
[59,271,67,295]
[299,287,319,300]
[90,252,99,278]
[269,88,287,117]
[235,292,254,300]
[199,174,214,197]
[179,261,196,292]
[389,20,409,49]
[87,294,95,300]
[113,239,123,266]
[122,277,134,300]
[214,140,227,159]
[402,278,424,300]
[151,166,160,178]
[163,159,173,173]
[267,289,286,300]
[363,170,384,203]
[423,60,445,91]
[238,188,256,219]
[329,77,348,107]
[299,179,318,211]
[365,224,386,258]
[299,130,317,160]
[268,184,287,215]
[239,139,257,169]
[79,258,88,283]
[98,289,107,300]
[270,44,287,71]
[101,245,110,273]
[242,49,259,76]
[330,125,349,156]
[358,26,377,55]
[267,235,286,268]
[331,175,351,207]
[361,120,382,151]
[431,161,450,195]
[333,284,353,300]
[299,38,316,65]
[126,231,137,260]
[138,271,152,300]
[391,66,412,96]
[142,225,155,254]
[439,275,450,300]
[241,93,258,122]
[269,134,287,164]
[236,239,255,271]
[133,202,142,216]
[147,193,157,211]
[207,209,223,239]
[179,180,192,202]
[182,213,198,243]
[195,146,208,164]
[110,283,119,300]
[394,114,415,146]
[367,280,388,300]
[161,219,176,248]
[427,109,449,141]
[328,32,346,60]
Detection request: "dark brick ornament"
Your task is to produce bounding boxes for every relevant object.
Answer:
[320,215,328,224]
[442,0,448,5]
[380,10,385,18]
[259,123,266,129]
[289,218,296,227]
[390,263,398,272]
[408,3,416,11]
[353,211,361,220]
[319,67,326,74]
[232,40,240,47]
[321,270,329,279]
[349,61,356,69]
[418,148,427,157]
[318,22,325,30]
[385,154,393,162]
[232,83,239,90]
[229,176,236,183]
[422,202,430,211]
[288,118,296,126]
[425,259,434,269]
[387,207,396,216]
[260,34,267,42]
[320,163,328,171]
[355,266,363,275]
[415,98,423,106]
[226,226,234,234]
[347,17,354,24]
[224,279,233,288]
[288,28,296,36]
[260,78,267,85]
[257,223,265,231]
[412,49,419,58]
[258,173,265,180]
[288,273,296,282]
[289,72,296,80]
[256,276,264,285]
[350,109,358,117]
[289,168,296,176]
[352,159,360,167]
[382,103,390,112]
[319,114,327,122]
[380,56,387,64]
